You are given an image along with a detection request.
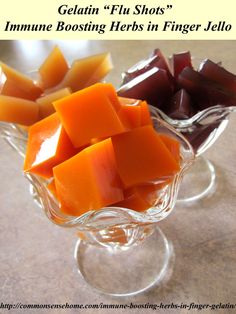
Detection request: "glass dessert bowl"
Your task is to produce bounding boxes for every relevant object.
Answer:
[118,50,236,203]
[0,116,194,296]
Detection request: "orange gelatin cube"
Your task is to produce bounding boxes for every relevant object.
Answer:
[90,138,102,145]
[118,104,141,129]
[140,101,153,126]
[39,46,69,90]
[117,99,152,129]
[132,184,160,205]
[114,178,173,212]
[51,52,113,93]
[115,191,150,212]
[47,179,57,197]
[36,87,71,119]
[118,97,141,106]
[114,183,159,212]
[111,125,180,187]
[24,113,77,178]
[0,63,42,100]
[0,95,39,126]
[159,133,181,163]
[53,138,124,216]
[97,83,121,112]
[90,136,110,145]
[53,83,125,148]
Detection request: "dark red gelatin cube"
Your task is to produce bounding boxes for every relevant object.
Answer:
[199,59,236,93]
[118,67,173,109]
[168,89,193,120]
[178,67,236,109]
[122,48,173,85]
[150,49,173,75]
[185,121,222,153]
[171,51,193,79]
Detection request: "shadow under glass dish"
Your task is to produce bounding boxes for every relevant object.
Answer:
[0,115,194,296]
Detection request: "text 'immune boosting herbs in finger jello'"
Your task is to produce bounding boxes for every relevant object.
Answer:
[4,3,232,34]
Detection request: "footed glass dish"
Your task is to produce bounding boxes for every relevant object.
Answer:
[0,116,194,296]
[118,53,236,203]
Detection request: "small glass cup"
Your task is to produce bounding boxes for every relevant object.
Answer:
[119,54,236,203]
[0,116,194,296]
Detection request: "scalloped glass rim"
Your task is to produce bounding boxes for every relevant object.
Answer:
[151,105,236,156]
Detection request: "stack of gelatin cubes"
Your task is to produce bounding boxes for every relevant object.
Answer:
[0,46,113,126]
[119,49,236,119]
[24,83,181,216]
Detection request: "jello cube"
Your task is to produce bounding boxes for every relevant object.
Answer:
[47,179,57,197]
[0,95,39,126]
[36,87,71,119]
[199,59,236,93]
[159,134,181,163]
[111,125,180,188]
[118,100,152,129]
[53,138,124,216]
[99,83,121,111]
[24,113,77,178]
[139,101,152,126]
[53,83,125,148]
[151,49,174,80]
[118,97,141,106]
[39,46,69,90]
[51,52,113,93]
[171,51,193,79]
[122,48,173,85]
[0,62,42,100]
[114,183,160,212]
[118,104,141,129]
[178,67,236,109]
[185,122,220,153]
[168,89,193,120]
[118,67,173,109]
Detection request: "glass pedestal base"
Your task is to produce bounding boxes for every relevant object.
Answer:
[74,227,173,296]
